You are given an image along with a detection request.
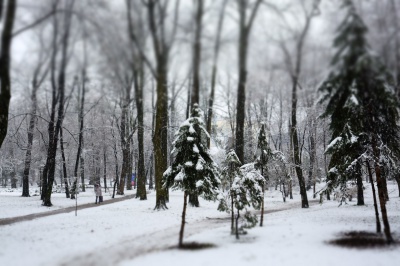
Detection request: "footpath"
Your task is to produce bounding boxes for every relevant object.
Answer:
[0,193,136,226]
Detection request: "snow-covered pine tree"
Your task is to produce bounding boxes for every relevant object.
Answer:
[235,163,264,239]
[319,0,400,244]
[255,123,272,227]
[218,149,263,239]
[163,104,221,248]
[218,149,242,234]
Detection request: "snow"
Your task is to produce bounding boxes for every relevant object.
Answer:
[1,182,400,266]
[326,136,342,151]
[193,144,199,153]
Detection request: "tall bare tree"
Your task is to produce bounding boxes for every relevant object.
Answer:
[235,0,262,163]
[127,0,180,209]
[126,0,147,200]
[42,0,74,206]
[280,0,320,208]
[207,0,228,149]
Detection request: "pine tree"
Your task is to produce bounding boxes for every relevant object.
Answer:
[218,150,263,239]
[218,149,242,234]
[255,123,272,226]
[319,0,399,244]
[163,104,221,248]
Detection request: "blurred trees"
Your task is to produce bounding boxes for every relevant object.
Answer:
[0,0,399,215]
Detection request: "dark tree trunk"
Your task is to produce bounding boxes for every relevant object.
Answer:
[394,173,400,197]
[112,137,119,199]
[291,99,309,208]
[372,137,393,243]
[134,67,147,200]
[307,130,315,191]
[42,1,73,206]
[103,146,107,192]
[235,208,240,240]
[71,71,85,199]
[235,0,262,164]
[366,160,381,233]
[22,83,38,197]
[178,191,188,248]
[356,163,364,206]
[0,0,16,149]
[59,127,70,198]
[153,69,168,209]
[187,0,203,208]
[118,84,131,195]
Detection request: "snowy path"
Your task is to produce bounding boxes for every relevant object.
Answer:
[59,199,319,266]
[0,193,136,226]
[1,186,399,266]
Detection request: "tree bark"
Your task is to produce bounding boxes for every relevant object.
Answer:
[59,127,70,198]
[0,0,17,149]
[42,1,73,206]
[366,160,381,233]
[356,163,364,206]
[22,81,38,197]
[134,68,146,199]
[178,191,188,248]
[71,73,85,199]
[372,136,393,243]
[235,0,262,163]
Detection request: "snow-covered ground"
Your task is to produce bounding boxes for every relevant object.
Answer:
[0,182,399,266]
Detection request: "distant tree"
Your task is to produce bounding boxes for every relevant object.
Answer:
[163,104,220,248]
[319,0,399,244]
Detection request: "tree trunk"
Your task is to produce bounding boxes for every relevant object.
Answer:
[260,183,265,227]
[103,146,107,192]
[118,85,131,195]
[187,0,204,208]
[372,137,393,243]
[22,84,38,197]
[0,0,17,149]
[356,163,364,206]
[43,1,73,206]
[178,191,188,248]
[366,160,381,233]
[59,127,70,198]
[291,77,309,208]
[394,173,400,197]
[72,72,86,199]
[207,0,227,148]
[134,68,146,200]
[153,69,168,209]
[235,208,240,240]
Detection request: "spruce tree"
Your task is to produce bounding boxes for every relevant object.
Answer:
[218,149,242,234]
[319,0,399,243]
[163,104,221,248]
[255,123,272,226]
[218,150,264,239]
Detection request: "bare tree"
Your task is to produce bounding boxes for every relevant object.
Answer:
[280,0,320,208]
[235,0,263,163]
[126,0,180,209]
[42,0,74,206]
[206,0,228,148]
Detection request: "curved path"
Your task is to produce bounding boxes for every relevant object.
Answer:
[0,193,136,226]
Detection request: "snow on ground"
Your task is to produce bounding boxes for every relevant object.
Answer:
[0,182,399,266]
